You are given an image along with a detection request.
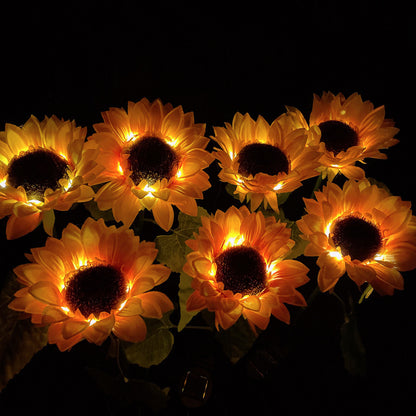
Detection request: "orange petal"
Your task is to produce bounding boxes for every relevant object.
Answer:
[41,306,69,324]
[152,200,174,231]
[138,291,173,318]
[130,277,156,296]
[271,302,291,325]
[62,319,89,339]
[13,263,45,285]
[6,212,42,240]
[186,291,206,311]
[48,322,84,351]
[371,263,404,292]
[215,310,240,330]
[243,309,271,329]
[113,315,147,343]
[317,252,346,292]
[140,264,171,286]
[118,297,144,317]
[28,281,62,306]
[345,262,375,287]
[240,295,261,311]
[83,314,115,345]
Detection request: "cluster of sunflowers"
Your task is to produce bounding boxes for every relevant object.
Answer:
[1,92,415,378]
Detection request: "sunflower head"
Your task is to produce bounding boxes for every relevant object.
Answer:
[83,98,213,231]
[184,206,309,331]
[0,115,95,239]
[307,92,399,181]
[212,112,320,212]
[9,217,173,351]
[297,179,416,295]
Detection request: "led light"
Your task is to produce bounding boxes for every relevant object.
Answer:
[143,183,155,198]
[328,250,343,261]
[63,178,73,191]
[166,138,178,147]
[27,199,43,206]
[118,299,127,311]
[273,182,283,191]
[223,234,245,250]
[125,131,138,142]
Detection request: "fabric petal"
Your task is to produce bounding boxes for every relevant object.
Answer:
[6,212,42,240]
[113,315,147,343]
[317,252,346,292]
[28,281,62,306]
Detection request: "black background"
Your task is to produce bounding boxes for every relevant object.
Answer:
[0,1,414,415]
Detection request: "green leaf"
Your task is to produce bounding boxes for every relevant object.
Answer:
[340,312,367,377]
[286,220,308,260]
[84,199,115,222]
[202,311,258,364]
[0,276,48,391]
[225,183,241,201]
[155,206,208,273]
[87,367,169,412]
[177,271,199,331]
[277,192,291,206]
[271,210,307,259]
[42,208,55,236]
[367,177,391,194]
[123,313,174,368]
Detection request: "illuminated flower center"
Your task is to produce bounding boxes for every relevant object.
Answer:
[318,120,359,155]
[65,264,126,318]
[237,143,289,177]
[331,216,382,262]
[127,136,179,185]
[215,245,267,295]
[7,148,69,197]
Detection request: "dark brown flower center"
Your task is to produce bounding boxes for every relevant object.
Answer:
[318,120,359,155]
[7,148,69,198]
[65,264,126,318]
[215,245,267,295]
[127,136,179,185]
[331,216,382,262]
[237,143,289,177]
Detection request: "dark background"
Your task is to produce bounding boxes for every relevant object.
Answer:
[0,1,414,415]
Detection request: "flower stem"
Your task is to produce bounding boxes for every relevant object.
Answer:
[310,173,323,199]
[358,283,374,304]
[110,333,129,383]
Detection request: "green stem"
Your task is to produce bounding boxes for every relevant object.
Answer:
[110,334,129,383]
[358,283,374,304]
[310,173,323,199]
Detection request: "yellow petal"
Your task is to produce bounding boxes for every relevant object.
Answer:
[113,315,147,343]
[240,295,261,311]
[317,252,346,292]
[118,297,143,316]
[62,319,89,339]
[6,212,42,239]
[28,281,62,306]
[152,200,174,231]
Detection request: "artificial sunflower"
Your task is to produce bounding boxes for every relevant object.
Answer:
[184,206,309,331]
[0,115,95,239]
[9,217,173,351]
[212,112,320,212]
[298,91,399,181]
[83,98,213,231]
[297,179,416,295]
